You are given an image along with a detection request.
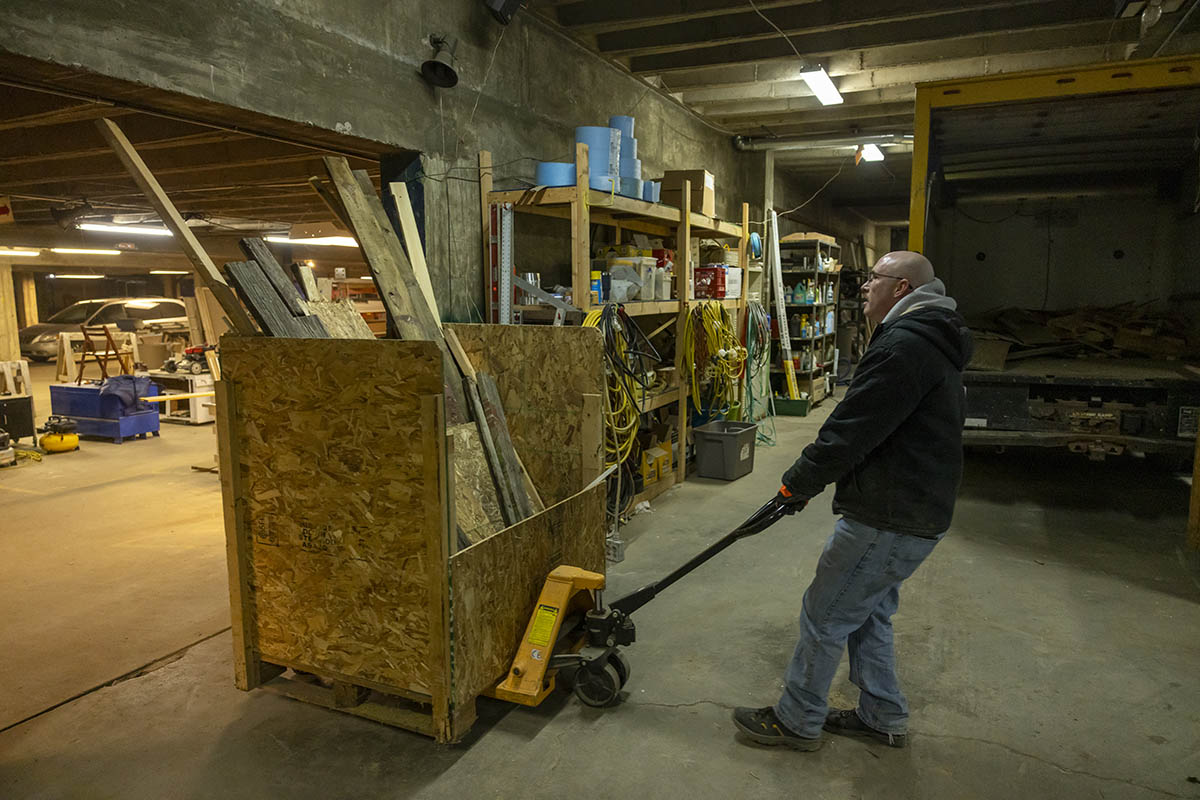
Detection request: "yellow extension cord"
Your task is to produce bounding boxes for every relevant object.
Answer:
[583,308,639,467]
[682,300,747,415]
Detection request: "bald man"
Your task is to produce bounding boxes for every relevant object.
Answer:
[734,251,973,751]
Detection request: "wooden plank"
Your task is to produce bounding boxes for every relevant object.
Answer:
[195,287,232,344]
[465,378,519,526]
[1190,424,1200,551]
[296,265,320,302]
[259,674,436,736]
[448,324,605,505]
[0,262,18,362]
[448,483,606,713]
[220,337,446,696]
[572,143,591,311]
[581,392,604,487]
[322,156,467,423]
[239,237,310,317]
[479,150,493,321]
[214,378,257,690]
[390,181,441,329]
[449,422,505,545]
[422,394,454,741]
[307,298,376,339]
[477,372,534,521]
[18,274,37,327]
[182,295,205,347]
[676,184,692,483]
[93,117,257,336]
[307,176,351,230]
[225,261,306,337]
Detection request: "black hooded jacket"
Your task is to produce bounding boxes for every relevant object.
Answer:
[782,304,974,537]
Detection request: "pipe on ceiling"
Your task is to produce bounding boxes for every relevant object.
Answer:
[733,133,912,152]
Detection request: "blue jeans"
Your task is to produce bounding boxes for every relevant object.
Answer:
[775,516,943,738]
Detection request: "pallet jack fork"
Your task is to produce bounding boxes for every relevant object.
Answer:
[492,497,791,708]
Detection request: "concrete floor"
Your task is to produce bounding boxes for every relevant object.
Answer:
[2,369,1199,799]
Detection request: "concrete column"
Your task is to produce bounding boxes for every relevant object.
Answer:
[0,262,19,361]
[18,274,37,327]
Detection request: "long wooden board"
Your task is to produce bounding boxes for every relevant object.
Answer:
[322,157,466,423]
[94,117,257,336]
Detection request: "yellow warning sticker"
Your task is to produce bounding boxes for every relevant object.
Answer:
[528,604,559,648]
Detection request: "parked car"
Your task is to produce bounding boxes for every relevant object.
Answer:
[19,297,188,361]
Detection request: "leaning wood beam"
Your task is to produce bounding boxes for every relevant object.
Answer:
[1190,426,1200,551]
[390,181,441,330]
[239,237,311,317]
[94,117,257,336]
[322,156,467,422]
[307,176,352,230]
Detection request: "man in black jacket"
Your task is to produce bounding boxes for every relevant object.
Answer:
[733,251,973,751]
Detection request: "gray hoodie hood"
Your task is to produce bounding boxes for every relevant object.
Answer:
[881,277,957,324]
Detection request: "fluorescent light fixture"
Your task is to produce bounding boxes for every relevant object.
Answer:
[0,248,40,257]
[47,274,105,279]
[51,247,122,255]
[860,143,885,162]
[265,235,359,248]
[359,275,373,280]
[79,223,173,237]
[124,301,160,309]
[149,269,190,275]
[800,67,843,106]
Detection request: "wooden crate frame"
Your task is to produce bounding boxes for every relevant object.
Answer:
[217,332,605,742]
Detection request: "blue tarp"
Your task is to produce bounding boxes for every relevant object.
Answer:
[99,375,154,413]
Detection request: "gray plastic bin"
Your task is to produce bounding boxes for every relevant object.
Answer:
[693,420,758,481]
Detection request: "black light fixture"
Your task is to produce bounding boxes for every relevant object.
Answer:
[485,0,522,24]
[421,35,459,88]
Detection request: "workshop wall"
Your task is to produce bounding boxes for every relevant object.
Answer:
[931,197,1179,314]
[0,0,764,322]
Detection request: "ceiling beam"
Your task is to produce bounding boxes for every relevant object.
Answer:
[0,102,137,132]
[693,85,915,118]
[551,0,818,34]
[599,0,1048,57]
[634,1,1121,74]
[710,101,916,129]
[733,114,915,137]
[676,44,1134,105]
[657,19,1139,92]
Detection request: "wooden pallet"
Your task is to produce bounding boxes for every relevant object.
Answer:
[256,660,477,739]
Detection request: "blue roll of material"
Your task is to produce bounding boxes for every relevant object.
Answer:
[619,155,642,179]
[589,174,617,192]
[535,161,576,187]
[575,126,620,177]
[749,231,763,258]
[619,135,637,164]
[618,177,644,199]
[642,180,661,203]
[609,115,635,141]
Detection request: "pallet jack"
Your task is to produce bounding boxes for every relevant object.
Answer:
[493,495,792,708]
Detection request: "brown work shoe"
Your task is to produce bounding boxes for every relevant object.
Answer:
[732,706,824,751]
[823,708,907,748]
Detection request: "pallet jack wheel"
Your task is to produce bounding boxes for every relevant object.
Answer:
[573,662,623,708]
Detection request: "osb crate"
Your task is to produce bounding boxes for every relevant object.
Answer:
[216,327,605,742]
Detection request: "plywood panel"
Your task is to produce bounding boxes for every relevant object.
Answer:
[220,336,446,695]
[447,324,604,504]
[448,483,606,710]
[449,422,505,544]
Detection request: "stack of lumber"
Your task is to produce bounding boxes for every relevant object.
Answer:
[94,110,543,553]
[967,305,1198,371]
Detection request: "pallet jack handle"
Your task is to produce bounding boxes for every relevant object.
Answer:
[608,497,791,617]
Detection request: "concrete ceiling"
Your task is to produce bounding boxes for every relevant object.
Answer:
[536,0,1200,220]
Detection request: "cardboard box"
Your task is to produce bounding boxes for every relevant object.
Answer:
[660,169,716,217]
